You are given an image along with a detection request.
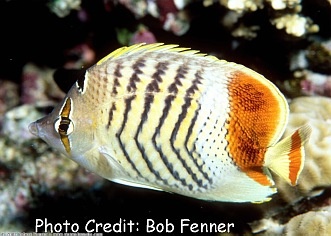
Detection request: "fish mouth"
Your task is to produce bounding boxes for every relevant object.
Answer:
[28,121,39,137]
[29,115,52,139]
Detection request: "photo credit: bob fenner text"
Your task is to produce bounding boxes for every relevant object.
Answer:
[35,218,235,234]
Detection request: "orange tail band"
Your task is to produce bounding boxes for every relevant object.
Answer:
[264,124,311,186]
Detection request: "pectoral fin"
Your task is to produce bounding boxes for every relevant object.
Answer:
[99,146,165,192]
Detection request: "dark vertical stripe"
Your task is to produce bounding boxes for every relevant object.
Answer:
[127,58,145,92]
[114,63,123,77]
[170,97,207,189]
[133,62,170,184]
[168,65,186,94]
[185,72,212,183]
[106,102,116,129]
[151,65,193,188]
[107,63,122,129]
[134,94,166,183]
[111,78,120,95]
[167,65,196,190]
[184,71,204,154]
[170,71,212,188]
[117,96,143,178]
[152,94,188,187]
[185,103,200,154]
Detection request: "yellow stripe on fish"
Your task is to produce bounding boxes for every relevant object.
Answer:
[29,43,311,203]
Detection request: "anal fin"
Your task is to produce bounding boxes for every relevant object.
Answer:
[245,167,274,186]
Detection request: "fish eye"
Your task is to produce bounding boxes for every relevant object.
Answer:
[54,117,74,136]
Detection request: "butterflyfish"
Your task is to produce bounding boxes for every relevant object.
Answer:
[29,43,311,203]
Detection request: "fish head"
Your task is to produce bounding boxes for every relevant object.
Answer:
[29,87,97,161]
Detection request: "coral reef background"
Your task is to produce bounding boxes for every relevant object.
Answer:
[1,0,331,234]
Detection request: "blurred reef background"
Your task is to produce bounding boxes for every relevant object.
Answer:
[1,0,331,235]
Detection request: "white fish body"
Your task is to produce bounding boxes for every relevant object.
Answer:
[29,43,311,203]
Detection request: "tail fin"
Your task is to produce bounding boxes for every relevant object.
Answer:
[264,124,311,186]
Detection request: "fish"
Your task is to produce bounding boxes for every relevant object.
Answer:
[29,43,311,203]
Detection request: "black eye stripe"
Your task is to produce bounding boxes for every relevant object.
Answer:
[56,97,74,154]
[58,118,71,133]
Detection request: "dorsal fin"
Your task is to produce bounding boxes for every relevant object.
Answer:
[53,68,86,93]
[96,43,219,66]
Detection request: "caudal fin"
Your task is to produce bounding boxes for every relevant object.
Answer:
[264,124,311,186]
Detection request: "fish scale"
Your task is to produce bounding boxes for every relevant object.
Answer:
[29,43,311,202]
[93,52,213,191]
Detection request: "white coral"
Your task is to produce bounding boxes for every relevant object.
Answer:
[276,96,331,203]
[272,14,319,37]
[272,14,307,37]
[48,0,81,18]
[267,0,301,10]
[284,208,331,236]
[220,0,264,13]
[251,207,331,235]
